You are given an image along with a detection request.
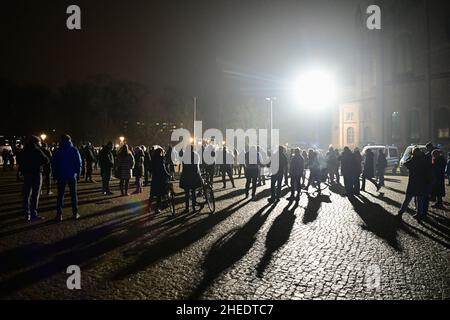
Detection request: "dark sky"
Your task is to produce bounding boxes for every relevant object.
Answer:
[1,0,359,97]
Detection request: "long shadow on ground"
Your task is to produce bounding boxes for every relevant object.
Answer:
[189,202,278,299]
[348,194,417,251]
[256,199,299,277]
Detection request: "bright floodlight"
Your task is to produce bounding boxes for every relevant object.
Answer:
[293,70,336,109]
[40,133,47,141]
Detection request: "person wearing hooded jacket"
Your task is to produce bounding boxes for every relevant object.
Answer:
[51,134,82,221]
[22,135,49,221]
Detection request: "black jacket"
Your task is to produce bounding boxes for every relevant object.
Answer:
[404,155,432,196]
[98,146,114,170]
[21,143,49,176]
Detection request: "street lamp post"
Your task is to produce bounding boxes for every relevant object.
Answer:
[265,97,276,147]
[193,96,197,144]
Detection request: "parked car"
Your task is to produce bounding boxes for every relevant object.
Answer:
[361,145,400,174]
[0,145,12,165]
[399,144,428,175]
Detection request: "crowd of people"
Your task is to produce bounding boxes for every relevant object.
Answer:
[3,134,449,222]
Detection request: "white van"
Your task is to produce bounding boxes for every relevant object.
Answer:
[361,145,400,174]
[399,145,428,175]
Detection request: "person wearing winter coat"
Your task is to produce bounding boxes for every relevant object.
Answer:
[143,146,152,186]
[326,146,338,184]
[353,148,362,194]
[203,144,216,185]
[84,143,96,182]
[430,149,446,209]
[268,145,288,202]
[165,145,176,180]
[244,146,260,200]
[304,149,321,192]
[446,152,450,186]
[180,145,202,212]
[41,143,53,195]
[51,134,82,221]
[133,146,145,194]
[149,147,171,214]
[219,146,235,188]
[22,135,50,221]
[397,147,432,220]
[339,147,357,196]
[361,148,380,192]
[289,148,305,200]
[376,149,387,188]
[116,144,135,196]
[98,141,115,195]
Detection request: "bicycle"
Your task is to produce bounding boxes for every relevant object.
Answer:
[149,181,176,215]
[195,171,216,213]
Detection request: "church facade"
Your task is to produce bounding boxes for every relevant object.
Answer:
[331,0,450,152]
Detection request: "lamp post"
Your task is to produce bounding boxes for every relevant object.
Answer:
[265,97,276,147]
[193,96,197,143]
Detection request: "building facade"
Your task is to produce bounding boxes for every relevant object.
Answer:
[332,0,450,152]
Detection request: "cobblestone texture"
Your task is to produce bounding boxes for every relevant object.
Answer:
[0,170,449,299]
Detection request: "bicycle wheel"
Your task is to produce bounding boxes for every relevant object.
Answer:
[203,183,215,213]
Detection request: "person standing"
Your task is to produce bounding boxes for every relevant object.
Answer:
[268,146,288,202]
[98,141,114,195]
[143,146,151,186]
[334,149,341,184]
[304,149,321,192]
[397,147,431,220]
[22,136,49,221]
[180,145,202,213]
[339,147,356,196]
[79,144,86,179]
[430,149,446,209]
[361,148,380,192]
[257,145,267,186]
[41,143,53,195]
[353,148,362,195]
[84,143,96,183]
[2,148,9,171]
[244,146,259,200]
[204,143,216,185]
[133,146,145,194]
[446,152,450,186]
[149,146,171,214]
[165,145,176,181]
[219,146,235,188]
[289,148,304,200]
[376,149,387,188]
[284,149,291,187]
[15,144,24,181]
[423,142,435,215]
[301,149,308,186]
[51,134,82,221]
[326,146,338,184]
[116,144,135,196]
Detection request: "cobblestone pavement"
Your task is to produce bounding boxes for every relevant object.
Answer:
[0,170,449,299]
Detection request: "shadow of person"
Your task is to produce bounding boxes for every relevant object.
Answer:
[256,200,298,277]
[302,193,331,224]
[329,183,346,196]
[348,194,416,251]
[189,202,277,299]
[111,199,252,281]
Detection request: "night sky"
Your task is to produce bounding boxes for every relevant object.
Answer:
[2,0,358,96]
